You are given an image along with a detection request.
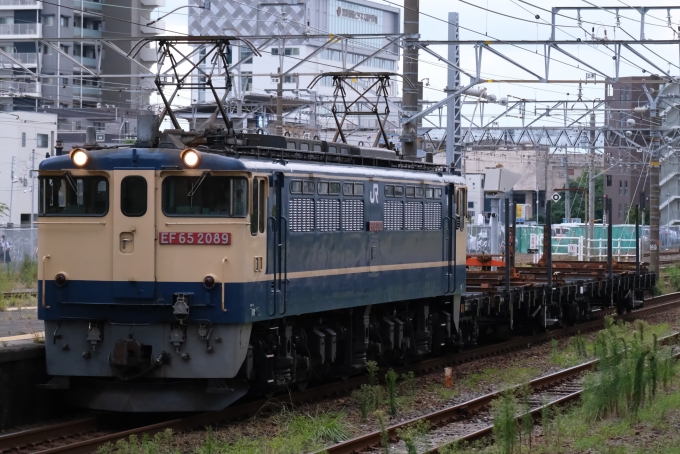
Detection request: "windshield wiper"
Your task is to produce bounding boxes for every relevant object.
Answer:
[64,171,78,194]
[187,172,209,198]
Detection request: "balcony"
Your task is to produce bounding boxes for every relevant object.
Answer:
[140,0,165,6]
[76,86,101,98]
[0,0,41,10]
[0,23,41,38]
[0,52,38,67]
[0,81,40,97]
[140,20,163,34]
[75,55,97,68]
[73,26,102,38]
[74,0,102,13]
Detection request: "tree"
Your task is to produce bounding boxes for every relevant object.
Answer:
[549,171,603,223]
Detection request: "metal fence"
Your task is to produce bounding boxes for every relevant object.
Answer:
[0,228,37,269]
[466,223,678,261]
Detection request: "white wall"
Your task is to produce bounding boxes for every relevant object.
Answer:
[0,111,58,227]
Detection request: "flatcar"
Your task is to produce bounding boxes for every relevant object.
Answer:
[37,133,472,411]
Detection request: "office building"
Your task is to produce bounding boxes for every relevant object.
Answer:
[187,0,401,139]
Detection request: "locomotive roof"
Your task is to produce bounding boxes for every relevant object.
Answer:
[39,147,466,185]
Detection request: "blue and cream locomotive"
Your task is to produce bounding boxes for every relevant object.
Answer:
[37,132,469,411]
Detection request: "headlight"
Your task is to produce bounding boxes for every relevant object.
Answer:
[71,149,88,167]
[181,148,200,168]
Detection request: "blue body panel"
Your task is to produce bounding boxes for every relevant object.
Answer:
[38,264,466,323]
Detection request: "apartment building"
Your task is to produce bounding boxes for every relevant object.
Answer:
[0,0,162,112]
[603,76,655,223]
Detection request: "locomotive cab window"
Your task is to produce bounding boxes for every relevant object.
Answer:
[121,176,147,217]
[251,178,266,235]
[162,175,248,217]
[39,175,108,216]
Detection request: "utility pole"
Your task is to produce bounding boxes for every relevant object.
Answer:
[401,0,419,158]
[445,12,461,173]
[30,150,35,229]
[648,86,661,277]
[588,112,596,260]
[563,151,570,223]
[8,156,15,227]
[276,67,283,136]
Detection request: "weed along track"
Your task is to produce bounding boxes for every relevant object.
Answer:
[324,331,680,454]
[2,293,679,454]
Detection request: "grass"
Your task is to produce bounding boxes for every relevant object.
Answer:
[32,331,45,344]
[435,318,680,454]
[97,408,352,454]
[461,366,540,390]
[427,382,461,401]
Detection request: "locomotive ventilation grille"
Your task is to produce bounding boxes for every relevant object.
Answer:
[342,200,364,231]
[425,202,442,230]
[405,202,424,230]
[317,198,341,232]
[289,198,315,232]
[384,201,404,230]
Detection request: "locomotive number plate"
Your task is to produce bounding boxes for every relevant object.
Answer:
[158,232,231,245]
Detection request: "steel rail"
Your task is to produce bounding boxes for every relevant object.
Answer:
[4,293,678,454]
[323,330,680,454]
[0,418,98,453]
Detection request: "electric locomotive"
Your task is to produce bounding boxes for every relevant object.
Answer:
[37,130,469,411]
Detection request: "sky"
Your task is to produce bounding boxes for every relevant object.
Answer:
[148,0,680,132]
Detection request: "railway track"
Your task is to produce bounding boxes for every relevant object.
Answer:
[323,331,680,454]
[2,290,36,299]
[2,292,680,454]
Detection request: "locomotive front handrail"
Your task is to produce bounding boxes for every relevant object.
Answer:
[221,257,228,313]
[42,255,50,309]
[281,216,288,315]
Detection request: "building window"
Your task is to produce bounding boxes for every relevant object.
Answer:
[619,180,623,196]
[618,203,622,220]
[21,132,26,147]
[271,47,299,56]
[239,46,253,64]
[283,75,298,84]
[59,44,70,55]
[43,15,55,26]
[36,134,48,148]
[240,71,252,92]
[624,180,628,196]
[60,16,69,27]
[606,175,612,186]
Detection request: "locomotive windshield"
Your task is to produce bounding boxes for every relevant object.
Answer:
[39,175,108,216]
[162,176,248,217]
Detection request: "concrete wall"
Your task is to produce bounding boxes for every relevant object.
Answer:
[0,344,63,430]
